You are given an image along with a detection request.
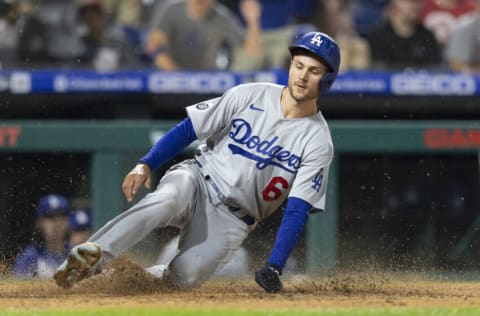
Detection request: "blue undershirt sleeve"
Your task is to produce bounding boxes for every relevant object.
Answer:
[267,197,312,271]
[139,117,198,171]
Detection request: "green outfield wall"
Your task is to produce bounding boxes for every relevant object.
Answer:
[2,120,480,273]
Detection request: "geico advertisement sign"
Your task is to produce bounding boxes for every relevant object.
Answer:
[392,73,476,96]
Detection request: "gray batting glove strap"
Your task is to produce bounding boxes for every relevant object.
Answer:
[254,264,283,293]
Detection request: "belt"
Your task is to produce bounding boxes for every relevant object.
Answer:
[200,169,255,226]
[228,206,255,226]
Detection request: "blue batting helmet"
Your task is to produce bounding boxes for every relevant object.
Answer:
[69,208,92,231]
[35,194,70,218]
[288,31,340,94]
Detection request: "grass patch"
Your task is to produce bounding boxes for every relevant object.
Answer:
[1,307,480,316]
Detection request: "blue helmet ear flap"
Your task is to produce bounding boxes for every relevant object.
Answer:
[320,72,336,94]
[288,32,341,94]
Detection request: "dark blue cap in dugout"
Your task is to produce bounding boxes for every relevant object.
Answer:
[35,194,70,218]
[69,208,92,231]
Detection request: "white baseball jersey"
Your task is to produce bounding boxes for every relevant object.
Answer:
[186,82,334,220]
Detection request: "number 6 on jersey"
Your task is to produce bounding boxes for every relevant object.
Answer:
[262,177,289,201]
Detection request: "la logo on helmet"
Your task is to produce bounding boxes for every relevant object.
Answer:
[310,34,323,47]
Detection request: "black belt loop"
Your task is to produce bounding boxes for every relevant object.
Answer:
[239,214,255,226]
[203,173,227,203]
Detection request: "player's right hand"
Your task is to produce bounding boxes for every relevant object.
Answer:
[122,163,152,202]
[254,264,283,293]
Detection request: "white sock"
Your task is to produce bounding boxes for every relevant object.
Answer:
[144,264,167,279]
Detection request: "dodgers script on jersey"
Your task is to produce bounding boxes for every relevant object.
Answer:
[186,83,333,220]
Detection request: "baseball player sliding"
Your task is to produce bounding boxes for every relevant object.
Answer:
[53,31,340,293]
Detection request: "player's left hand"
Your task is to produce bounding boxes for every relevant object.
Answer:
[254,264,283,293]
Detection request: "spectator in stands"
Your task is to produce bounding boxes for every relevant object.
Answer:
[230,0,316,71]
[103,0,144,28]
[16,0,84,68]
[366,0,442,70]
[0,0,21,69]
[349,0,389,37]
[76,0,143,71]
[146,0,261,71]
[313,0,345,37]
[14,194,71,278]
[69,208,92,246]
[420,0,476,49]
[102,0,150,64]
[446,0,480,73]
[314,0,371,73]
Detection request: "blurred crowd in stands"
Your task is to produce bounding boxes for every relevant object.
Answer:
[0,0,479,73]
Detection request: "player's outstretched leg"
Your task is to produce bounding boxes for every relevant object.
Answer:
[53,242,101,288]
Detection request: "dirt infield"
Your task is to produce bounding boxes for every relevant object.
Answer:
[1,257,480,310]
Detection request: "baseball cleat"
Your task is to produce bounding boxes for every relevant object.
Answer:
[53,242,101,288]
[144,264,167,279]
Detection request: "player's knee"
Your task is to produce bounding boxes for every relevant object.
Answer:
[166,269,203,290]
[167,261,211,290]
